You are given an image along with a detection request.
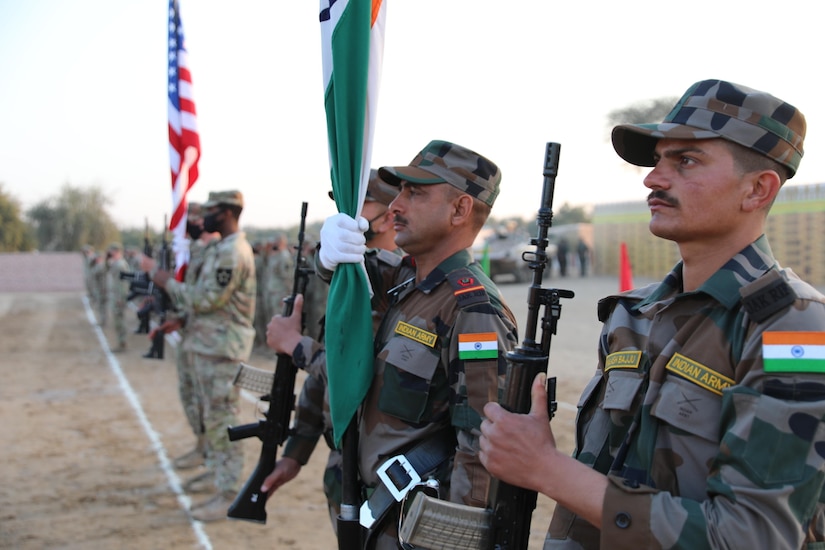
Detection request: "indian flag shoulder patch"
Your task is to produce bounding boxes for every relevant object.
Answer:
[458,332,498,360]
[762,332,825,373]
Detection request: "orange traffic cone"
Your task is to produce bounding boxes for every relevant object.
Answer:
[619,242,634,292]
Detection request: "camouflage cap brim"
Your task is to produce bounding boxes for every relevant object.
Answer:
[611,80,806,178]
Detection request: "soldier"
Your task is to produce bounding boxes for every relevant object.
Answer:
[262,233,294,338]
[145,202,220,472]
[480,80,825,548]
[271,142,519,548]
[91,251,108,326]
[81,245,95,300]
[145,190,256,522]
[263,169,401,530]
[106,243,131,351]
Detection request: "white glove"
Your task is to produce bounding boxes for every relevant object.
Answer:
[318,213,369,271]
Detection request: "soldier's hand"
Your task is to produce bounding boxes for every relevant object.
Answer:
[139,254,157,273]
[479,372,557,492]
[152,318,182,335]
[318,213,368,271]
[266,294,304,355]
[260,457,302,494]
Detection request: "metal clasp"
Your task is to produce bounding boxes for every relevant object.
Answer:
[376,454,421,502]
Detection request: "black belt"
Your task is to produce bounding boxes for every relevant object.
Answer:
[359,430,455,529]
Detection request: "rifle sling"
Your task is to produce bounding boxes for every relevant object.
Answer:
[359,429,455,530]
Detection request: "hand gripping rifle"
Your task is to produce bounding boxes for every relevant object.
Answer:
[398,143,574,550]
[226,202,312,523]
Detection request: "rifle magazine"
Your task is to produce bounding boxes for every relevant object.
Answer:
[232,363,275,395]
[399,493,492,550]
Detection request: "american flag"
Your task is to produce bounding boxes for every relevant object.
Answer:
[167,0,200,281]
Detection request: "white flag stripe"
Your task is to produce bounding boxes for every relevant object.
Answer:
[763,344,825,360]
[458,341,498,352]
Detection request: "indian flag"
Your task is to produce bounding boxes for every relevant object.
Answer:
[763,332,825,373]
[458,332,499,360]
[320,0,386,446]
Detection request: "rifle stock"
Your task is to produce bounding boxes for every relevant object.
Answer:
[226,202,312,523]
[488,142,574,549]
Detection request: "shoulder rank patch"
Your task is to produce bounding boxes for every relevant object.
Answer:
[740,270,796,323]
[394,321,438,348]
[605,351,642,372]
[763,332,825,373]
[216,268,233,287]
[665,353,733,395]
[458,332,498,360]
[447,268,489,309]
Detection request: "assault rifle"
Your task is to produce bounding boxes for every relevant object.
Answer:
[398,143,574,550]
[226,202,313,523]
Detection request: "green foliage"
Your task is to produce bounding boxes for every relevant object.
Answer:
[0,184,35,251]
[26,184,120,251]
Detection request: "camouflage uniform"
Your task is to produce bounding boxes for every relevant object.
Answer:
[106,245,130,349]
[92,255,108,325]
[165,237,210,443]
[548,240,825,549]
[263,244,294,328]
[364,249,517,547]
[169,229,256,494]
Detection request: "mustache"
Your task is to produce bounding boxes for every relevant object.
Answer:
[647,190,678,207]
[393,214,409,225]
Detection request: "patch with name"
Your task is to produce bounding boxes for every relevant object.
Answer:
[394,321,438,348]
[605,351,642,372]
[665,353,733,396]
[740,271,796,323]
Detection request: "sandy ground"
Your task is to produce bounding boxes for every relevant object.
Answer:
[0,253,606,550]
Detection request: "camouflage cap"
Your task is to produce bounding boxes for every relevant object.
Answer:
[612,79,806,177]
[379,140,502,206]
[327,169,400,206]
[203,190,244,208]
[107,242,123,252]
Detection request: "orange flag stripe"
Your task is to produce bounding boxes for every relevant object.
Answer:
[763,331,825,346]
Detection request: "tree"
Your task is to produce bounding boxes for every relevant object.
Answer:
[0,184,35,251]
[553,202,591,225]
[27,184,120,251]
[606,96,679,130]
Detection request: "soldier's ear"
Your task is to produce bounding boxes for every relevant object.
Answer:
[451,194,473,226]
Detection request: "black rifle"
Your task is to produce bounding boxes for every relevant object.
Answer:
[143,216,172,359]
[226,202,312,523]
[489,142,574,549]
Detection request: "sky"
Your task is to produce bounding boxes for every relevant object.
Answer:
[1,0,824,232]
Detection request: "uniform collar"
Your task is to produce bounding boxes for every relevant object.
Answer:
[414,249,474,294]
[637,235,778,311]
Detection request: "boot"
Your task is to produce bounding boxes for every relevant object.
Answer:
[173,436,207,470]
[182,471,215,494]
[190,491,235,522]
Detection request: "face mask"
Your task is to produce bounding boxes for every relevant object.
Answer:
[202,211,222,233]
[363,210,386,243]
[187,221,203,240]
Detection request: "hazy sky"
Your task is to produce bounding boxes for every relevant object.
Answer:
[1,0,823,231]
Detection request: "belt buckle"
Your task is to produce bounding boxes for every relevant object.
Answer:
[377,454,421,502]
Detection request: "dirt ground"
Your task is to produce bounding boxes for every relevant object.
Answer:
[0,253,584,550]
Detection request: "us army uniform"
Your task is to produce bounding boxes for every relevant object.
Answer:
[263,242,294,329]
[106,244,130,350]
[92,254,108,325]
[174,229,256,495]
[548,237,825,549]
[361,249,518,546]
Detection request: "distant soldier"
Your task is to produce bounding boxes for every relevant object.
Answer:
[106,243,130,351]
[81,245,96,300]
[92,252,108,326]
[262,233,293,334]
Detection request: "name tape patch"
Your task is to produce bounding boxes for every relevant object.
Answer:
[394,321,437,348]
[605,351,642,372]
[665,353,733,396]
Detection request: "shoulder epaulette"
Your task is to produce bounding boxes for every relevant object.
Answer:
[368,248,402,268]
[740,269,797,323]
[447,267,490,309]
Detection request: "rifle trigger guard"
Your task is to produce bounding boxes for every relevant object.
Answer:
[377,454,421,502]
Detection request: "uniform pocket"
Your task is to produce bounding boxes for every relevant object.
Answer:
[651,374,723,442]
[378,335,440,423]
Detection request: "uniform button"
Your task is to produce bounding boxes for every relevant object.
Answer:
[615,512,631,529]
